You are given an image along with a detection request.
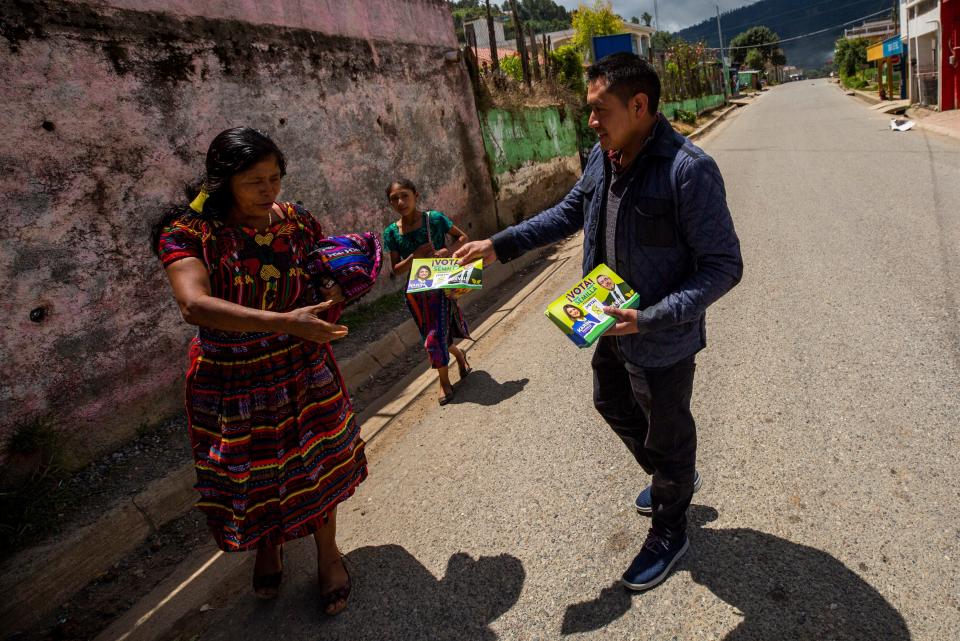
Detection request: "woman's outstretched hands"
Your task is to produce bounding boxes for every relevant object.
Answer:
[453,239,497,265]
[283,300,348,344]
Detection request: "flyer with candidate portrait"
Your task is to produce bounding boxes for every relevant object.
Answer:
[544,264,639,348]
[406,258,483,294]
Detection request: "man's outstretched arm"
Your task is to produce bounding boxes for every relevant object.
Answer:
[455,161,596,265]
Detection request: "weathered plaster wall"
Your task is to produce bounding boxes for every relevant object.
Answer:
[0,0,496,468]
[479,105,582,227]
[482,106,580,175]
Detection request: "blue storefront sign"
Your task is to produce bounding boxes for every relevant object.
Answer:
[882,36,903,58]
[593,33,636,61]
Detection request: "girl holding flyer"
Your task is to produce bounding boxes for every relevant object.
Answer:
[382,179,472,405]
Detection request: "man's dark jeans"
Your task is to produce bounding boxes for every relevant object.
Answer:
[592,336,697,540]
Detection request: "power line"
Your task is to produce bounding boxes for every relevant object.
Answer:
[719,0,883,38]
[705,7,891,51]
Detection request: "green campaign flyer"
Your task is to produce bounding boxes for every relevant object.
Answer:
[406,258,483,294]
[544,264,639,348]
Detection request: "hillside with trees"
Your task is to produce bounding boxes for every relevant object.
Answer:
[447,1,573,43]
[675,0,894,69]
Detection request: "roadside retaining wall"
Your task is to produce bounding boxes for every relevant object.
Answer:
[479,105,583,228]
[0,0,498,470]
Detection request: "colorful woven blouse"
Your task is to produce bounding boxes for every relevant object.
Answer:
[158,202,322,313]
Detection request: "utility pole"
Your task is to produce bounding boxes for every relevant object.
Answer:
[716,4,730,99]
[653,0,660,32]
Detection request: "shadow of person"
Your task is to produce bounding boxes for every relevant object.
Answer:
[450,370,528,406]
[220,544,524,641]
[562,506,910,640]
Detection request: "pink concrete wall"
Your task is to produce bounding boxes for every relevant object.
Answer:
[94,0,458,47]
[0,0,497,469]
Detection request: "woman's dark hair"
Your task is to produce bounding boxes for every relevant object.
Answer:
[416,265,432,279]
[385,178,419,199]
[563,304,584,319]
[151,127,286,255]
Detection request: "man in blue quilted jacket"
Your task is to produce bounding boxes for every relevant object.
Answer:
[455,52,742,591]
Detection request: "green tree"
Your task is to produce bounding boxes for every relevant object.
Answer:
[641,12,653,27]
[570,1,624,53]
[548,44,587,93]
[515,0,573,34]
[833,37,868,80]
[651,31,681,56]
[499,53,524,81]
[630,16,640,24]
[728,25,781,66]
[660,40,711,102]
[744,48,764,71]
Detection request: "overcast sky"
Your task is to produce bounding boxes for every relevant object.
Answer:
[553,1,759,33]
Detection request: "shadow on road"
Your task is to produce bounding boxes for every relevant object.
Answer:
[223,544,524,641]
[562,505,909,640]
[450,370,529,406]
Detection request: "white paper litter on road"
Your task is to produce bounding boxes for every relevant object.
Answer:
[890,118,915,132]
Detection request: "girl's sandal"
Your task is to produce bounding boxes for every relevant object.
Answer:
[253,546,284,600]
[319,556,352,617]
[439,385,456,406]
[457,355,473,381]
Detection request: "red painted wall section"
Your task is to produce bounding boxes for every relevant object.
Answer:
[0,0,497,469]
[943,0,959,110]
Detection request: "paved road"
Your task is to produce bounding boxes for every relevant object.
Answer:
[189,81,960,640]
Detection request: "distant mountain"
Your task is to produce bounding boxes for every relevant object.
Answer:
[675,0,895,69]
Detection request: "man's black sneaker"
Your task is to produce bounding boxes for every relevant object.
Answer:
[621,531,689,591]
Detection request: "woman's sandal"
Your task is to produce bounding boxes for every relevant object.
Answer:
[253,546,284,600]
[439,385,456,406]
[319,556,352,617]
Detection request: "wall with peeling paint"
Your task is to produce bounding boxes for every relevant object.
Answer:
[0,0,497,469]
[481,107,580,176]
[479,105,584,229]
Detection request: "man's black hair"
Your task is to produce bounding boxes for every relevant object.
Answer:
[586,52,661,115]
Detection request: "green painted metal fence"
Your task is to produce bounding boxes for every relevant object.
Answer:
[659,93,726,119]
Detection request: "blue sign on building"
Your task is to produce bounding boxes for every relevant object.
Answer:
[592,33,635,61]
[882,36,903,58]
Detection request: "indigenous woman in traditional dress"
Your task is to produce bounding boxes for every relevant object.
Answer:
[152,127,381,616]
[382,179,472,405]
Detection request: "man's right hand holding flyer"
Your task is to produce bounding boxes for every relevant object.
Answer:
[453,238,497,265]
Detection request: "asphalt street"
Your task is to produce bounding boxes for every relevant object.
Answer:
[186,80,960,641]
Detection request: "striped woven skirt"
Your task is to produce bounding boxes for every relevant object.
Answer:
[405,290,471,369]
[184,330,367,551]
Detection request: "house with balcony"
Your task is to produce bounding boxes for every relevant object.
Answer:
[902,0,960,110]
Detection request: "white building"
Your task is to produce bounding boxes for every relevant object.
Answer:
[464,16,508,49]
[903,0,941,106]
